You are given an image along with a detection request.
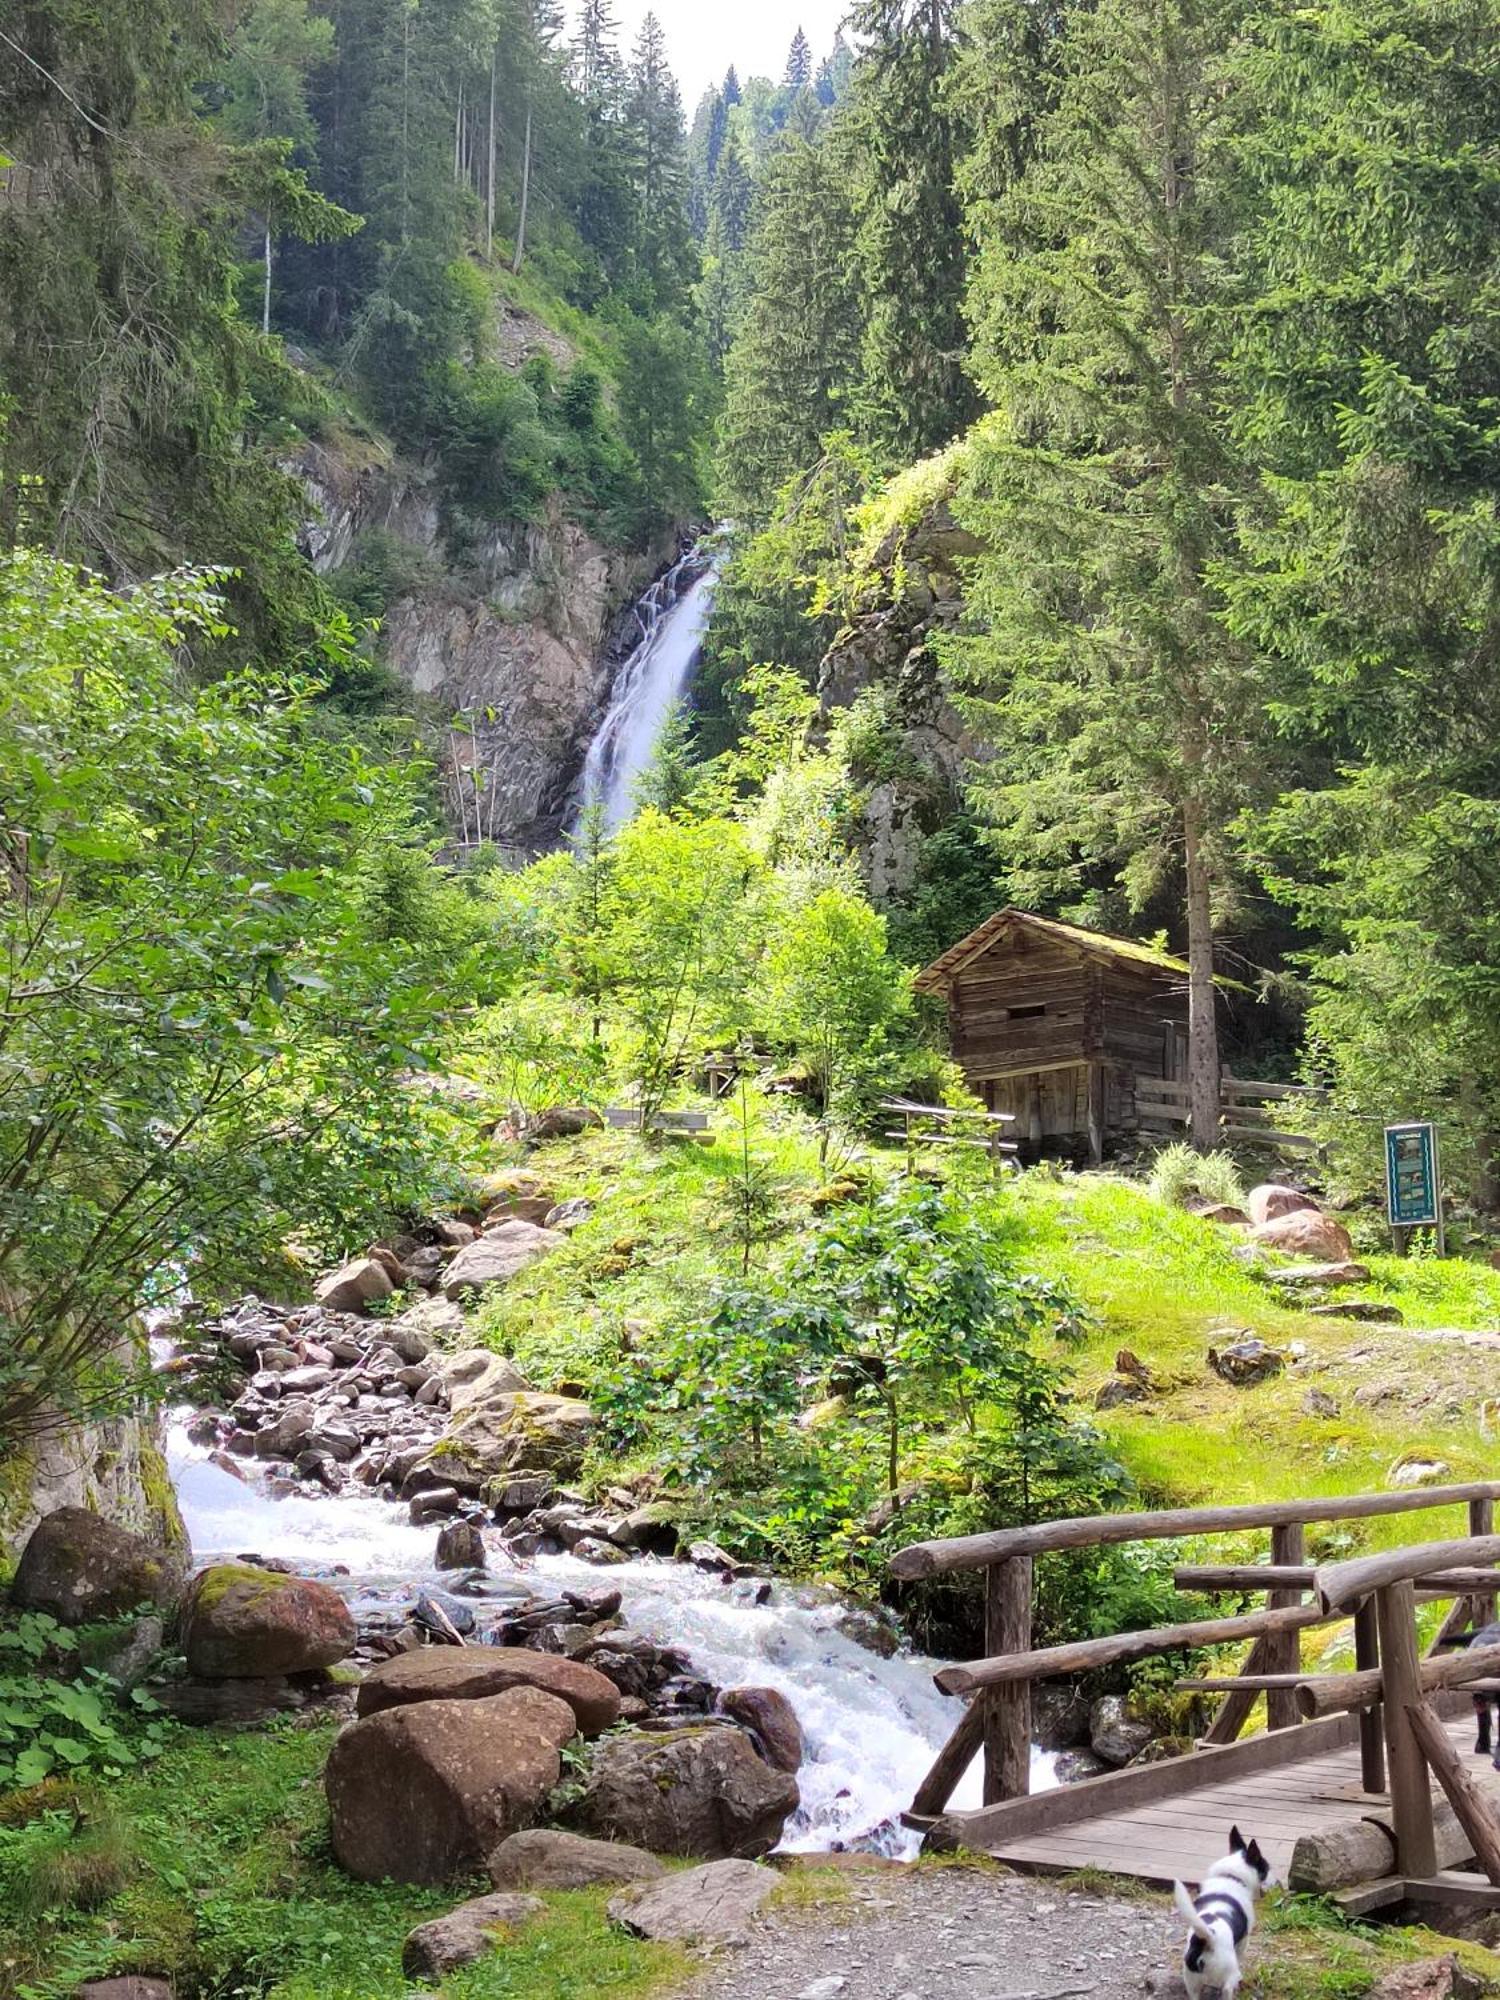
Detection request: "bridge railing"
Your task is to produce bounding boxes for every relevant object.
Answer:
[890,1482,1500,1833]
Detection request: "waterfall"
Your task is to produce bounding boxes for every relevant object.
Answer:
[579,535,723,832]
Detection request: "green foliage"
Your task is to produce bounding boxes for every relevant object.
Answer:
[764,887,915,1123]
[0,1613,171,1791]
[1148,1144,1246,1212]
[0,551,474,1445]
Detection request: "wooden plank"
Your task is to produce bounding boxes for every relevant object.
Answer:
[1404,1873,1500,1911]
[1378,1580,1438,1877]
[890,1484,1500,1579]
[984,1556,1031,1804]
[1331,1877,1408,1917]
[1267,1523,1306,1731]
[1179,1566,1500,1594]
[929,1711,1362,1853]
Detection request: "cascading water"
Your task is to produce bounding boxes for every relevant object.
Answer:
[166,1418,1056,1855]
[579,536,724,832]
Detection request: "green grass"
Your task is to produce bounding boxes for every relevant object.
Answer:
[0,1721,685,2000]
[1259,1892,1500,2000]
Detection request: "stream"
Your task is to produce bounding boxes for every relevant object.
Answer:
[166,1418,1057,1854]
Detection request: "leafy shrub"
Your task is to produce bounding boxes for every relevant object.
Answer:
[0,1613,172,1789]
[1148,1142,1245,1210]
[430,360,554,521]
[327,530,443,625]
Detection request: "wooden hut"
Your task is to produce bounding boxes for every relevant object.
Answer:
[915,908,1194,1162]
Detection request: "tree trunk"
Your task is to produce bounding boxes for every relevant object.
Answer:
[485,44,497,259]
[1182,793,1220,1150]
[262,222,272,336]
[512,98,532,274]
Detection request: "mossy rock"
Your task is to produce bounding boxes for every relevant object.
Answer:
[183,1563,356,1679]
[10,1506,180,1626]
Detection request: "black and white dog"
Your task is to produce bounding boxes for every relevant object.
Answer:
[1173,1826,1272,2000]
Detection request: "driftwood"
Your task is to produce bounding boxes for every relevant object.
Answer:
[891,1483,1500,1580]
[1294,1641,1500,1719]
[1288,1802,1471,1893]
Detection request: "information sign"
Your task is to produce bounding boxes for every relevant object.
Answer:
[1385,1122,1441,1231]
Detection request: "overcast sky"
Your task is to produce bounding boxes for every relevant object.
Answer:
[569,0,852,114]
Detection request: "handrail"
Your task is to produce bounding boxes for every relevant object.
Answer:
[889,1481,1500,1579]
[1315,1534,1500,1614]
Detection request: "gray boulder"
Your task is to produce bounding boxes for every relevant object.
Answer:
[442,1222,557,1300]
[442,1349,531,1413]
[489,1828,665,1890]
[569,1725,799,1858]
[608,1859,779,1944]
[1089,1694,1155,1767]
[314,1256,394,1313]
[401,1893,543,1979]
[435,1520,487,1570]
[423,1393,595,1487]
[10,1508,178,1627]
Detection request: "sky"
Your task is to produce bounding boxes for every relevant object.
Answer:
[568,0,852,114]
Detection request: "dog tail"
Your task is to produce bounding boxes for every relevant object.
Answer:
[1174,1880,1213,1941]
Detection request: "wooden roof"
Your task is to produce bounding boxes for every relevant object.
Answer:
[914,908,1191,996]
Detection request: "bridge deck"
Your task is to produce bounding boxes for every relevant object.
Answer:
[991,1712,1497,1886]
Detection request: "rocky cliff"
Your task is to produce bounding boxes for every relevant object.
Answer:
[296,422,676,854]
[2,1409,185,1562]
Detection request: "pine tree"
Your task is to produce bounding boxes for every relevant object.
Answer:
[785,28,813,91]
[712,129,754,252]
[847,0,979,465]
[716,135,863,525]
[951,0,1259,1147]
[625,12,696,310]
[722,65,742,107]
[574,0,638,289]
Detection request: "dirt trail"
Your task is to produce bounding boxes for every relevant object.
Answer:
[693,1866,1183,2000]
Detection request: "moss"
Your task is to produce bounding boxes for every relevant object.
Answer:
[138,1440,188,1557]
[189,1562,290,1614]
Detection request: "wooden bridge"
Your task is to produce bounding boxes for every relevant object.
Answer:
[892,1481,1500,1912]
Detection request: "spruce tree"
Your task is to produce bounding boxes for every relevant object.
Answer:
[785,29,813,91]
[951,0,1259,1146]
[625,12,696,310]
[847,0,979,464]
[716,135,863,525]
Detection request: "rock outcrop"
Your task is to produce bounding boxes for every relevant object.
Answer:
[568,1725,799,1859]
[608,1859,780,1944]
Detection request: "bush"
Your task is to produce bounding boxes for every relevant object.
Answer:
[1148,1142,1245,1210]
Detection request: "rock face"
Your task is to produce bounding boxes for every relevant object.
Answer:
[314,1256,394,1313]
[10,1507,179,1626]
[326,1685,576,1883]
[427,1392,596,1486]
[1246,1184,1320,1227]
[401,1892,544,1979]
[1249,1209,1354,1262]
[356,1645,621,1734]
[569,1725,799,1859]
[719,1686,804,1774]
[183,1563,356,1677]
[488,1828,665,1890]
[607,1859,780,1944]
[1,1393,186,1566]
[441,1223,557,1300]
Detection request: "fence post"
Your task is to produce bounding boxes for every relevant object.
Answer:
[983,1556,1032,1804]
[1354,1597,1385,1795]
[1265,1523,1306,1730]
[1473,1498,1496,1631]
[1375,1579,1437,1876]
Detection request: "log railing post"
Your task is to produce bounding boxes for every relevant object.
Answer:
[1407,1697,1500,1885]
[1265,1523,1306,1730]
[1354,1596,1385,1796]
[1202,1633,1272,1746]
[983,1555,1032,1804]
[1473,1498,1496,1630]
[1376,1579,1437,1876]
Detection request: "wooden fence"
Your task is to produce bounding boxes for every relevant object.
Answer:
[1134,1075,1331,1152]
[890,1482,1500,1869]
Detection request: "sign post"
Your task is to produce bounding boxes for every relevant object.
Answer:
[1385,1122,1443,1255]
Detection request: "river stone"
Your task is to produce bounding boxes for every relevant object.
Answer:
[442,1222,557,1300]
[436,1520,487,1570]
[252,1398,319,1458]
[183,1563,355,1677]
[1248,1208,1354,1261]
[315,1256,394,1313]
[426,1393,596,1486]
[608,1859,779,1944]
[327,1685,576,1883]
[719,1686,804,1773]
[401,1892,544,1978]
[356,1645,621,1734]
[569,1725,799,1858]
[1246,1183,1320,1227]
[1089,1694,1155,1767]
[10,1507,178,1627]
[442,1348,531,1413]
[488,1828,665,1890]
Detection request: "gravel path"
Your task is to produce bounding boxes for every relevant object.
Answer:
[693,1864,1185,2000]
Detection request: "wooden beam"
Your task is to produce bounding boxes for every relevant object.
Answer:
[1176,1565,1500,1595]
[1317,1537,1500,1614]
[1201,1632,1273,1747]
[1266,1523,1305,1730]
[1178,1675,1307,1693]
[1404,1872,1500,1912]
[984,1557,1032,1804]
[1377,1580,1437,1878]
[926,1710,1362,1854]
[910,1699,984,1820]
[1473,1497,1497,1629]
[1295,1641,1500,1718]
[1355,1597,1386,1795]
[1407,1697,1500,1885]
[934,1601,1330,1696]
[890,1483,1500,1579]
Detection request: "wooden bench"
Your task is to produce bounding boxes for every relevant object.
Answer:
[603,1105,711,1136]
